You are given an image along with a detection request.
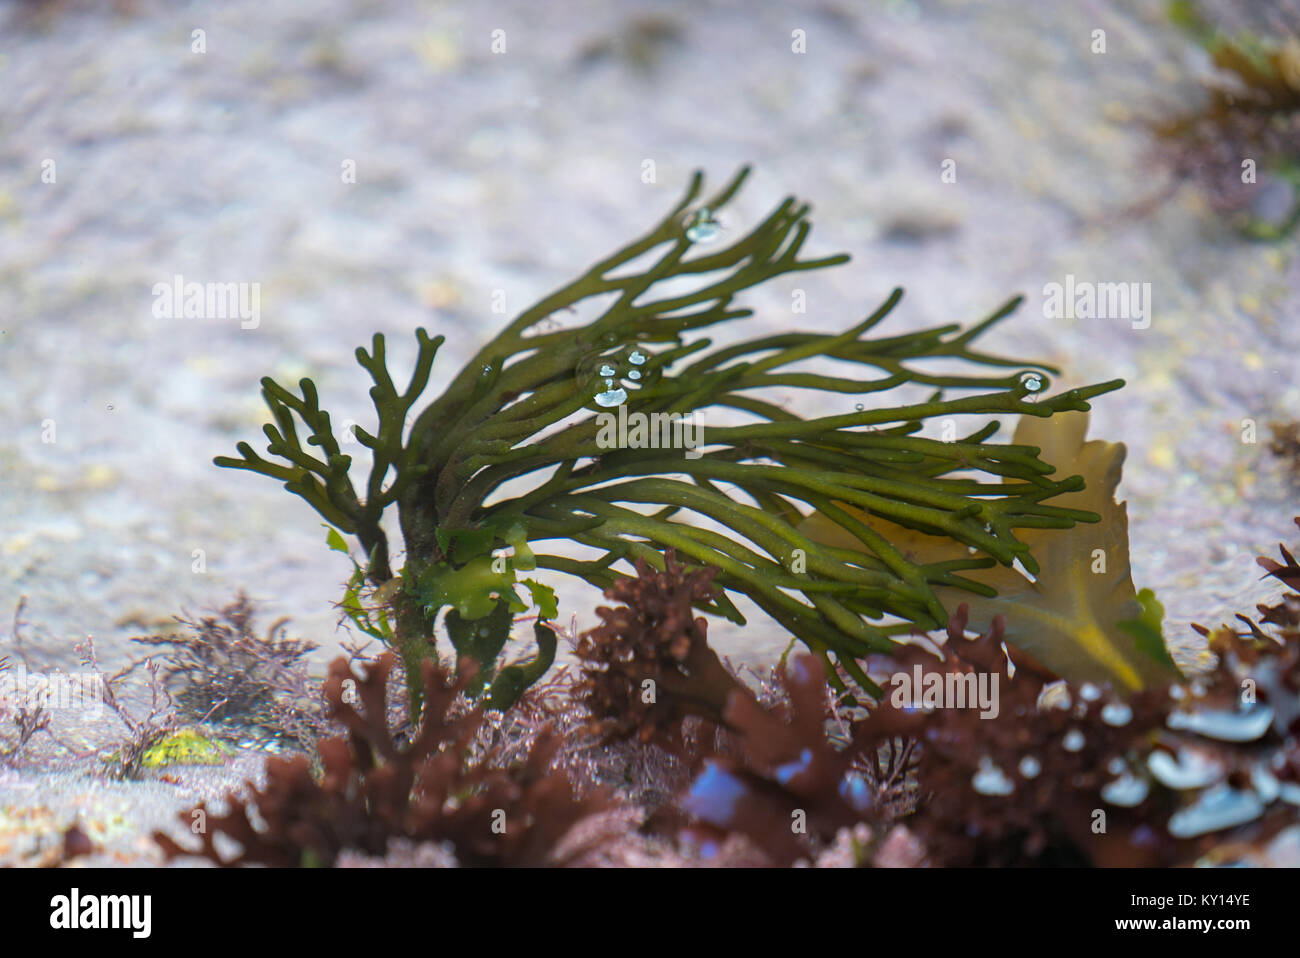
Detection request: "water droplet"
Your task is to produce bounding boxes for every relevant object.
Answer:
[1079,683,1101,702]
[106,404,115,411]
[1108,757,1126,775]
[1062,729,1085,752]
[854,403,865,411]
[1167,784,1264,838]
[972,757,1015,796]
[687,223,720,242]
[598,364,617,378]
[628,351,647,366]
[594,384,628,408]
[1102,771,1150,807]
[628,369,642,381]
[1166,703,1274,742]
[1019,371,1043,393]
[684,208,721,243]
[1101,702,1133,726]
[1018,756,1041,779]
[1148,748,1222,789]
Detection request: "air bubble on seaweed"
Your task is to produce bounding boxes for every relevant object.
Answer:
[1018,371,1044,393]
[595,383,628,408]
[684,207,722,243]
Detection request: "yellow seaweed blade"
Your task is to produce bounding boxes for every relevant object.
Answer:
[798,411,1174,691]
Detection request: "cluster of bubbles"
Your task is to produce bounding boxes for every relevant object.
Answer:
[585,348,650,408]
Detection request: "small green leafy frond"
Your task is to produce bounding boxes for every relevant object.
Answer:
[217,166,1125,699]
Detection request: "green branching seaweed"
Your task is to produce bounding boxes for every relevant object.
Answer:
[219,329,439,581]
[217,167,1125,708]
